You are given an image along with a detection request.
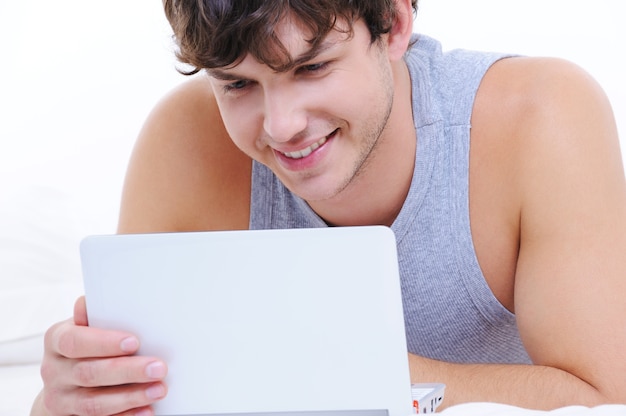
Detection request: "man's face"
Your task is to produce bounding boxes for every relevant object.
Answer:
[207,16,396,204]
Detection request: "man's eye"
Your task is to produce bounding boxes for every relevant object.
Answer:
[298,62,329,74]
[223,79,251,92]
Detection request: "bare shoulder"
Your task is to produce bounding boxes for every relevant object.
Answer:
[474,55,621,157]
[469,56,625,312]
[118,75,252,233]
[473,55,624,222]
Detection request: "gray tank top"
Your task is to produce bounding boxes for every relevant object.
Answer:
[249,35,531,364]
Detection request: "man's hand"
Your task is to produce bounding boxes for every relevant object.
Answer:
[32,296,168,416]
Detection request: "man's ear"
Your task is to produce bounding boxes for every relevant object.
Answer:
[386,0,414,61]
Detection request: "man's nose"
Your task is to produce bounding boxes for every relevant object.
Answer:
[262,87,307,143]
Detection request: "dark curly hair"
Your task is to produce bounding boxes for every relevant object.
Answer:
[163,0,418,74]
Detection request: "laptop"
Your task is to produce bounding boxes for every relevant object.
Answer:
[80,226,414,416]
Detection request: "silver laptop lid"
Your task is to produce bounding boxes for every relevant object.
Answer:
[81,226,413,416]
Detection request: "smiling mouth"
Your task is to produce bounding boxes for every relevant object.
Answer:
[280,130,337,159]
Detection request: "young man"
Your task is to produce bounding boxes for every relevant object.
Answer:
[33,0,626,415]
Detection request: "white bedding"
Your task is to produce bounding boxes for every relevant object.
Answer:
[0,364,41,416]
[441,403,626,415]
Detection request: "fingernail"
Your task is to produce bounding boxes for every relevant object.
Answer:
[146,361,167,379]
[146,384,166,400]
[120,336,139,352]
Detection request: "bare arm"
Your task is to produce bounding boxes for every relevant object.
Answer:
[513,58,626,404]
[410,58,626,409]
[409,355,605,409]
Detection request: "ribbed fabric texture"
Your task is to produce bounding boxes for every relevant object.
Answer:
[249,35,530,364]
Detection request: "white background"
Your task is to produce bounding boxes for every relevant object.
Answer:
[1,0,625,236]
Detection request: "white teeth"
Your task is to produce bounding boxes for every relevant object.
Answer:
[282,136,328,159]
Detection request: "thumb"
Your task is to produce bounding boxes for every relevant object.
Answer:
[74,295,89,326]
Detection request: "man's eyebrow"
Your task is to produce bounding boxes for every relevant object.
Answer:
[206,68,242,81]
[207,39,340,79]
[291,39,338,67]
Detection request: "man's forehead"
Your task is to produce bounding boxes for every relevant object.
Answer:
[271,14,351,65]
[209,28,347,76]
